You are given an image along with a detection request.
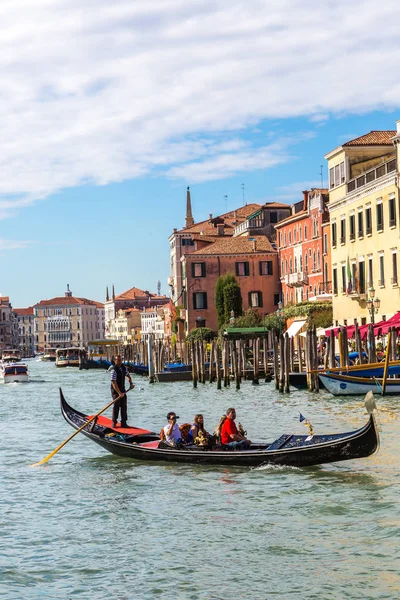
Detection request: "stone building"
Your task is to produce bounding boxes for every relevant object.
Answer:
[182,235,280,332]
[275,188,331,306]
[0,296,18,354]
[34,285,105,352]
[325,127,399,325]
[14,307,35,357]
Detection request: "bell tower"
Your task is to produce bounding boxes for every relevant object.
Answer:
[185,186,194,228]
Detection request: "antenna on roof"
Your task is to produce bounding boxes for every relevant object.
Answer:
[320,165,324,188]
[157,280,161,296]
[224,194,228,212]
[241,183,246,206]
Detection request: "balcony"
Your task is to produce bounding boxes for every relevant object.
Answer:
[233,217,264,236]
[347,157,396,194]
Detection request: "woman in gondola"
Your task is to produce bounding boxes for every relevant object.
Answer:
[187,414,209,445]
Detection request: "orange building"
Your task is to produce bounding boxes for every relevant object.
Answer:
[275,189,331,305]
[182,236,280,331]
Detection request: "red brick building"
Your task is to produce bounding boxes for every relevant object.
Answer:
[182,235,280,331]
[275,189,331,306]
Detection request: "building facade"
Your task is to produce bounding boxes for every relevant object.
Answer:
[113,308,141,344]
[182,235,280,332]
[34,286,105,351]
[14,307,35,357]
[104,286,169,339]
[275,189,331,306]
[325,127,399,325]
[0,296,18,354]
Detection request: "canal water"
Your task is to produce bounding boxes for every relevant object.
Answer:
[1,360,399,599]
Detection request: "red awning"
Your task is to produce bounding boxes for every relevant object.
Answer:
[325,325,355,338]
[374,312,400,337]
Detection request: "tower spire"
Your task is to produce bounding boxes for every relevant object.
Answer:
[185,186,194,228]
[112,284,115,300]
[106,286,109,302]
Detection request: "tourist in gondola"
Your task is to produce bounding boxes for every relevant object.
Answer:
[163,412,182,444]
[187,414,209,445]
[220,407,251,449]
[110,354,134,428]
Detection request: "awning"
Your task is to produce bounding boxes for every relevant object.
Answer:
[286,320,307,338]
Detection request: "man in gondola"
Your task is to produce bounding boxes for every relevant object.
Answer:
[220,407,251,449]
[111,354,134,428]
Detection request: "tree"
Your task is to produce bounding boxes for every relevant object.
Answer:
[234,309,262,328]
[186,327,215,342]
[215,274,243,328]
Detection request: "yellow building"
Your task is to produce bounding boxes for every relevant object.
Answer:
[325,124,400,325]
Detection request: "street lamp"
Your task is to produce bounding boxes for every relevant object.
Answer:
[366,288,380,324]
[277,301,283,333]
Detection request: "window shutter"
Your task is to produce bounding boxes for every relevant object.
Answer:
[235,263,239,276]
[191,263,195,277]
[203,293,208,309]
[193,293,197,309]
[245,262,249,276]
[259,261,262,275]
[268,261,273,275]
[258,292,263,308]
[201,263,206,277]
[248,292,252,307]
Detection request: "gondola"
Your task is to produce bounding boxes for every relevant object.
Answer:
[60,389,380,467]
[319,372,400,395]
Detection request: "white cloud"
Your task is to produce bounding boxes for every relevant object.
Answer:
[0,0,400,216]
[0,239,32,251]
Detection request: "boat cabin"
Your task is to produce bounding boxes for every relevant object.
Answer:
[1,349,21,362]
[42,347,57,362]
[55,347,82,368]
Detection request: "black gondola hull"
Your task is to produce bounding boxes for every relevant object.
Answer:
[60,389,379,468]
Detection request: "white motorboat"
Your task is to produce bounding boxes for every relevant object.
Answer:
[2,362,29,383]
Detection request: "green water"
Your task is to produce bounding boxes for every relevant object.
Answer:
[1,360,399,599]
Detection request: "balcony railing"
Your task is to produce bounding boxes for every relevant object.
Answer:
[347,157,396,194]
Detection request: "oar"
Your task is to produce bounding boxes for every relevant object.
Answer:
[31,391,128,467]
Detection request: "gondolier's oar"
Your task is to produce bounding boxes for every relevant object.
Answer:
[31,391,129,467]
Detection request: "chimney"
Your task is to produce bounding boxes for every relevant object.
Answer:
[302,190,309,211]
[209,213,213,220]
[185,186,194,228]
[217,224,225,236]
[65,284,72,297]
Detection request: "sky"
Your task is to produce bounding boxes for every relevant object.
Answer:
[1,0,400,307]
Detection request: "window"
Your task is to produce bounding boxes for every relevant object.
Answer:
[359,260,365,294]
[392,252,398,285]
[358,211,363,238]
[182,238,194,246]
[289,232,292,245]
[330,161,345,188]
[331,223,337,247]
[274,294,280,306]
[376,203,384,232]
[235,261,249,276]
[299,226,302,241]
[349,214,355,241]
[389,197,396,227]
[341,265,346,293]
[379,255,385,286]
[313,252,316,270]
[323,233,328,255]
[340,218,346,244]
[365,207,372,235]
[304,226,307,240]
[305,254,308,273]
[249,292,263,308]
[333,268,338,295]
[289,258,293,274]
[192,262,206,277]
[259,261,273,275]
[270,212,278,224]
[368,257,373,288]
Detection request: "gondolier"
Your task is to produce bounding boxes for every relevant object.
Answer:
[111,355,134,428]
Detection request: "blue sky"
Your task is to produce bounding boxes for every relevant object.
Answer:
[1,0,400,307]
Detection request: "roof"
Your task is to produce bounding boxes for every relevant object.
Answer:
[187,235,275,256]
[224,327,269,339]
[0,296,10,303]
[14,307,34,315]
[34,296,101,307]
[175,203,261,235]
[114,286,155,301]
[274,210,307,228]
[261,201,291,209]
[343,131,396,146]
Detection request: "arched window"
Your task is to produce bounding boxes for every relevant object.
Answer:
[313,251,316,270]
[299,226,302,241]
[304,226,307,240]
[294,229,297,243]
[300,255,303,271]
[295,257,298,272]
[305,254,308,273]
[317,250,320,270]
[289,231,292,245]
[289,258,293,273]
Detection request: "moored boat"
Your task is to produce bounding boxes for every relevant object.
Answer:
[2,363,29,383]
[60,389,379,467]
[319,372,400,395]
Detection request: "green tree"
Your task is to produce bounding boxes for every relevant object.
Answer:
[234,309,262,328]
[186,327,215,342]
[215,273,240,328]
[223,281,243,324]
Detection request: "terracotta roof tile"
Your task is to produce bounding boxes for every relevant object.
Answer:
[14,307,34,315]
[187,235,275,256]
[260,201,291,209]
[343,131,396,146]
[34,296,101,307]
[274,210,307,228]
[115,286,155,301]
[175,203,261,235]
